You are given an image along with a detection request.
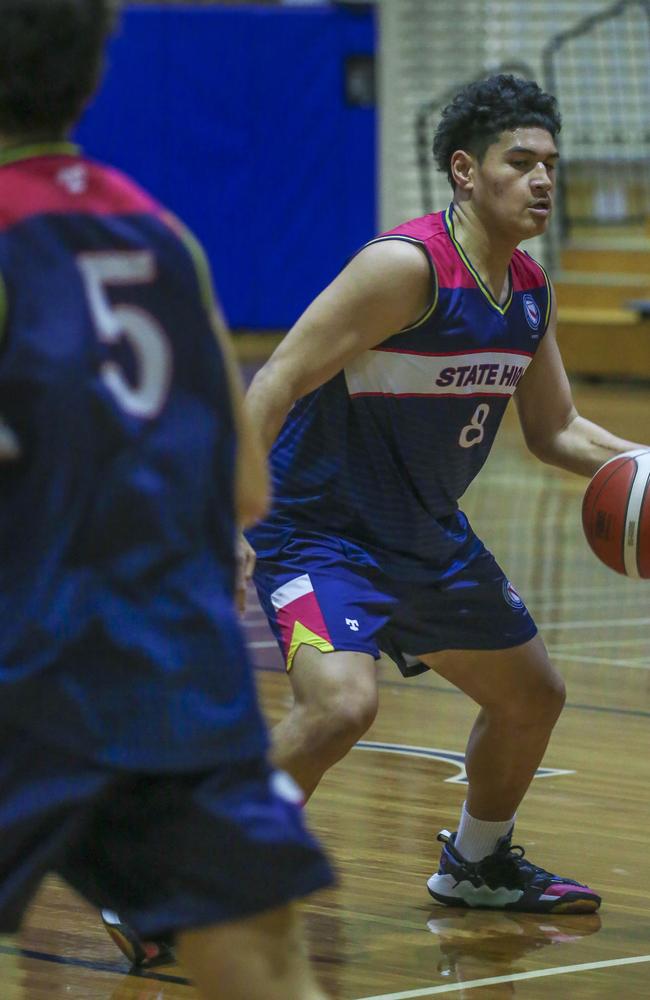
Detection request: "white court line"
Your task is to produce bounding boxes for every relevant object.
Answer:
[538,617,650,631]
[248,639,647,665]
[534,599,648,612]
[355,953,650,1000]
[477,474,583,490]
[245,641,647,665]
[526,584,641,600]
[548,652,649,669]
[551,638,648,649]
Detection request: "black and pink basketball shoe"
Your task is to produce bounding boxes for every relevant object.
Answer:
[101,909,174,967]
[427,830,601,913]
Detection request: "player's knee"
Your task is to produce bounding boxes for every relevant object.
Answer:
[292,649,378,747]
[544,672,567,719]
[336,686,378,739]
[539,667,566,717]
[311,683,378,748]
[511,671,566,725]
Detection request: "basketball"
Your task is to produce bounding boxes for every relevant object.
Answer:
[582,449,650,578]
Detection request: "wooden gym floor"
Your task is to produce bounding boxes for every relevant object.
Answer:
[0,376,648,999]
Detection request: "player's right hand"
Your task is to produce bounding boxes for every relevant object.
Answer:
[235,533,257,616]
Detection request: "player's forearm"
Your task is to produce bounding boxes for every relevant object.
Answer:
[235,415,270,527]
[534,413,645,477]
[245,362,300,454]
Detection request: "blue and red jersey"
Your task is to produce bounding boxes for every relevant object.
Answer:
[250,205,551,571]
[0,143,266,769]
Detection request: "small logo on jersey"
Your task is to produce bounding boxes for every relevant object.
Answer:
[346,618,360,632]
[523,293,541,331]
[57,164,88,195]
[502,580,525,610]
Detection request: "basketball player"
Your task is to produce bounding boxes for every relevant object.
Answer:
[0,2,332,997]
[244,74,648,912]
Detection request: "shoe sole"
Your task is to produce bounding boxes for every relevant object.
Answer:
[427,884,601,914]
[102,918,174,967]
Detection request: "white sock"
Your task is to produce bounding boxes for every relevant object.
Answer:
[454,801,515,862]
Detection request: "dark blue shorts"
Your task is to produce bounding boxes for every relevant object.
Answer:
[253,530,537,676]
[0,728,333,937]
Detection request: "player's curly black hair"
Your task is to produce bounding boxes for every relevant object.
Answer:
[433,74,562,187]
[0,0,119,138]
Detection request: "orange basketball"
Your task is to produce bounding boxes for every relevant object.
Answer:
[582,449,650,578]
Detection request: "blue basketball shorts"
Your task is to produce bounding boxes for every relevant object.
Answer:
[0,727,333,937]
[253,529,538,676]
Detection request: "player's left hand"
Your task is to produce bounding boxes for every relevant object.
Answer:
[235,533,257,616]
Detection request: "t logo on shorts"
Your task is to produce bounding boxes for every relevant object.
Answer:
[345,618,360,632]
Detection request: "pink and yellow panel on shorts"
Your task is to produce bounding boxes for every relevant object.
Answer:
[270,573,334,670]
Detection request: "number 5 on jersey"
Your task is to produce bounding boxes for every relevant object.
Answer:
[78,251,172,419]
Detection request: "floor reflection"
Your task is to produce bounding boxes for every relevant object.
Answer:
[426,909,602,994]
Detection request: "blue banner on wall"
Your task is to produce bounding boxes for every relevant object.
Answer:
[76,4,376,328]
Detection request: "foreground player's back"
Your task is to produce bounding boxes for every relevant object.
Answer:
[1,144,234,568]
[0,144,266,768]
